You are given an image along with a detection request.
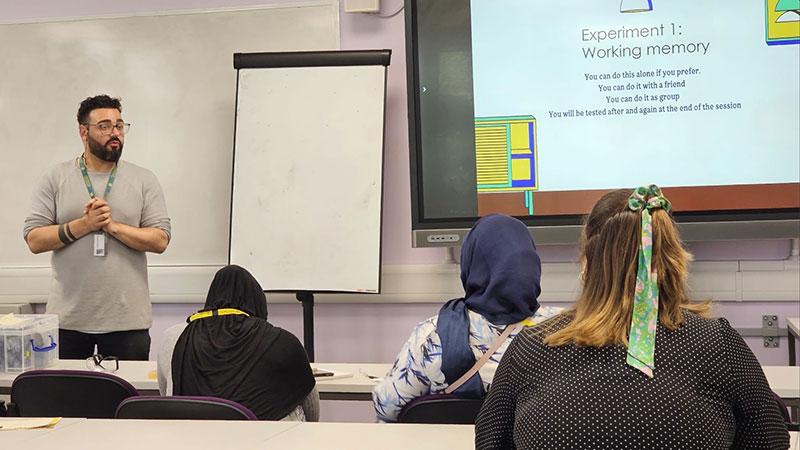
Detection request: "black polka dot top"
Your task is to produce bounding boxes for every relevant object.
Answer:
[475,312,790,449]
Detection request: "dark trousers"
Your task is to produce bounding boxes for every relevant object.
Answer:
[58,329,151,360]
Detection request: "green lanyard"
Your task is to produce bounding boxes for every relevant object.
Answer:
[78,156,117,199]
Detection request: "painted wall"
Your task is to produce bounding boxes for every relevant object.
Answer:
[4,0,798,422]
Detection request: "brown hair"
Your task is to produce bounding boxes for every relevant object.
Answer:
[544,188,709,347]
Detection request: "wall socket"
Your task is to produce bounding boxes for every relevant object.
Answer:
[344,0,380,13]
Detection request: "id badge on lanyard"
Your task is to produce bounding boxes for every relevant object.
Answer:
[79,156,116,257]
[93,233,106,257]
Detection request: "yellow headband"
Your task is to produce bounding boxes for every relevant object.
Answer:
[187,308,250,323]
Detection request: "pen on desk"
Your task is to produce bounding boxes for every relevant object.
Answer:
[357,368,381,380]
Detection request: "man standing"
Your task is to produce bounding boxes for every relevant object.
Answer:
[23,95,171,360]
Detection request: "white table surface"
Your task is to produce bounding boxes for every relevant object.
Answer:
[16,418,299,450]
[3,419,474,450]
[762,365,800,398]
[2,361,794,401]
[0,359,157,392]
[311,363,389,394]
[0,360,390,399]
[791,430,798,450]
[788,317,800,337]
[1,419,788,450]
[0,417,84,445]
[265,422,475,450]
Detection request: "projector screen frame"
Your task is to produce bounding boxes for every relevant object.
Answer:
[404,0,800,247]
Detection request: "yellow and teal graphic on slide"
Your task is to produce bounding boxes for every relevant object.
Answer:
[620,0,653,13]
[475,115,538,214]
[766,0,800,45]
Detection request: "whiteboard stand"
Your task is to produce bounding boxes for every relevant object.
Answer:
[230,50,391,361]
[296,291,315,361]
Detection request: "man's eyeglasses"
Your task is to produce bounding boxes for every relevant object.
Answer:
[82,122,130,135]
[85,354,120,372]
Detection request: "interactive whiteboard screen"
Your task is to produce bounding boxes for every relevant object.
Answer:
[469,0,799,216]
[407,0,799,235]
[230,60,386,293]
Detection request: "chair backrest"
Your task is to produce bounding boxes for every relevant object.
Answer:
[772,391,799,431]
[773,391,791,423]
[10,369,139,418]
[116,396,258,420]
[397,393,484,424]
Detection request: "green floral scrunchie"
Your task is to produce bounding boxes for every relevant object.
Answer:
[626,185,671,378]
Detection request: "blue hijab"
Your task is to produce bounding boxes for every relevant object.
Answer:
[438,214,542,396]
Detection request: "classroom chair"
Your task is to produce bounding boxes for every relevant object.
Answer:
[8,369,139,418]
[115,396,257,420]
[397,393,484,424]
[774,391,800,431]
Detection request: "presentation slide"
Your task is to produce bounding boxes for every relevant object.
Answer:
[470,0,800,216]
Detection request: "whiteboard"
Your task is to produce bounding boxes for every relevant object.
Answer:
[0,3,339,267]
[230,57,387,293]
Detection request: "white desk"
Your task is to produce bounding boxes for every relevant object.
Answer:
[0,360,390,401]
[788,317,799,366]
[791,430,798,450]
[265,422,474,450]
[0,418,83,445]
[762,366,800,399]
[765,364,800,424]
[7,419,474,450]
[0,360,157,394]
[16,418,298,450]
[310,363,389,400]
[2,419,788,450]
[2,361,796,401]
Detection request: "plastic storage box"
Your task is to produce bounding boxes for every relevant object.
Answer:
[0,314,59,373]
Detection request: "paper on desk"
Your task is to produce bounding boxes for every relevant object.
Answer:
[0,417,61,430]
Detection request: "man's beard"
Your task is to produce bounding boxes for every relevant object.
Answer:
[88,135,123,162]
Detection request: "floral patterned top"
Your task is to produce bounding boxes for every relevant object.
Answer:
[372,306,562,422]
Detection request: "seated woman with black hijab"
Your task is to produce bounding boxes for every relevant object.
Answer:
[157,265,319,421]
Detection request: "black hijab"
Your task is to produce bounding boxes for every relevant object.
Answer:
[172,265,315,420]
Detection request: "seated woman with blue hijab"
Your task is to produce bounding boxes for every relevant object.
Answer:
[157,265,319,421]
[372,214,561,422]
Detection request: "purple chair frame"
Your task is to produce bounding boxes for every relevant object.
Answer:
[10,369,139,418]
[398,392,485,424]
[115,395,258,420]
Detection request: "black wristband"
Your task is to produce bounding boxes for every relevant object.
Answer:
[57,224,71,246]
[64,222,77,241]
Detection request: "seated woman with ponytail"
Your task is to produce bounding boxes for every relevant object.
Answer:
[372,214,562,422]
[157,265,319,421]
[475,186,789,449]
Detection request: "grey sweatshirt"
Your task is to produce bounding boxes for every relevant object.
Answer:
[23,158,171,332]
